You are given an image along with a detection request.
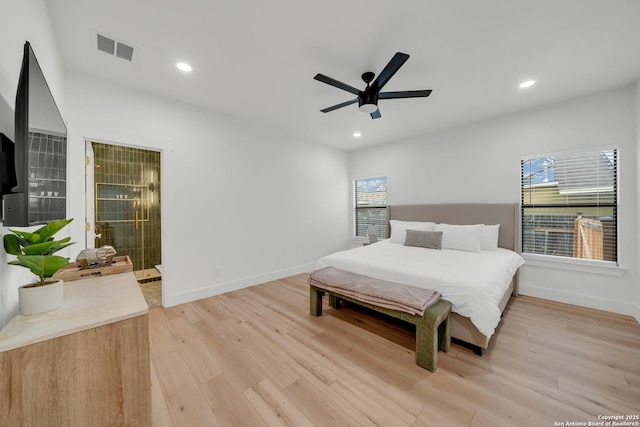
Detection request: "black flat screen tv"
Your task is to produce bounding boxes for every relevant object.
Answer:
[0,133,17,196]
[3,41,67,226]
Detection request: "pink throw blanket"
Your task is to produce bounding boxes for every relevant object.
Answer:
[308,267,441,316]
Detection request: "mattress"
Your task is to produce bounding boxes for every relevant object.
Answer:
[315,240,524,337]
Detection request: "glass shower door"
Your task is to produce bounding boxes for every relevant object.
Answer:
[95,182,149,269]
[87,142,161,278]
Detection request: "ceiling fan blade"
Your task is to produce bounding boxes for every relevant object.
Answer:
[370,52,410,93]
[370,109,381,119]
[379,89,432,99]
[320,98,358,113]
[314,74,361,95]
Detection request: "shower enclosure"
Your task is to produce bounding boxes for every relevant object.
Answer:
[86,142,161,278]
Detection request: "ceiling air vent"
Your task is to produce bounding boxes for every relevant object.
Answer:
[94,32,135,62]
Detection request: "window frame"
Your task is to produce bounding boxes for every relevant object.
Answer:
[354,175,388,239]
[520,145,620,271]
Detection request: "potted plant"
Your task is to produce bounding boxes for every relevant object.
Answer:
[3,218,75,315]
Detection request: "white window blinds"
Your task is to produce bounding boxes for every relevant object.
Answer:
[521,148,617,263]
[355,176,387,238]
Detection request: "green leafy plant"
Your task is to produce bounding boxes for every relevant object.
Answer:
[3,218,75,287]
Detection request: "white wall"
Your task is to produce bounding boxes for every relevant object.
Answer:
[0,0,67,328]
[637,80,640,311]
[350,84,640,321]
[65,72,350,307]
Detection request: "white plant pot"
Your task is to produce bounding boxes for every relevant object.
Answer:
[18,279,64,316]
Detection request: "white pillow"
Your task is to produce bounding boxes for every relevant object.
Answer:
[480,224,500,250]
[434,223,483,252]
[389,220,436,243]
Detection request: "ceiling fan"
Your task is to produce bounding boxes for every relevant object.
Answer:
[314,52,432,119]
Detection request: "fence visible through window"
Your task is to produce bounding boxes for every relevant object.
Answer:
[521,149,617,263]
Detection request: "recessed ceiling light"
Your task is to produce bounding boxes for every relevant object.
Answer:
[176,62,192,72]
[519,80,535,89]
[353,132,362,138]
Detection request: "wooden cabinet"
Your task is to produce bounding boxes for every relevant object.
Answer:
[0,273,150,426]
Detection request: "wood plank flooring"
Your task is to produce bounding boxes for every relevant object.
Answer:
[149,274,640,426]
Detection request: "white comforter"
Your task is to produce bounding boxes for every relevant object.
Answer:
[315,240,524,337]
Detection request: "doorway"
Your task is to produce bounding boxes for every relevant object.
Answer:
[85,141,162,307]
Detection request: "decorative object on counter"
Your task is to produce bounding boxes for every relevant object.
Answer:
[53,255,133,282]
[75,245,117,269]
[3,218,74,315]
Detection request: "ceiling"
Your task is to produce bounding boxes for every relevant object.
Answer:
[46,0,640,151]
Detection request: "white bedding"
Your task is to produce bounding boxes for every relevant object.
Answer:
[315,240,524,337]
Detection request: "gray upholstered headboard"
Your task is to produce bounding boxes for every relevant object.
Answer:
[388,203,519,251]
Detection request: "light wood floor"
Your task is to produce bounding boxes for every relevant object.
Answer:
[148,274,640,426]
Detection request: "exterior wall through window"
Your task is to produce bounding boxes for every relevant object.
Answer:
[355,176,387,238]
[521,148,617,264]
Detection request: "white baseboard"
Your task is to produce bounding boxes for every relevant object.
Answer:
[519,282,640,323]
[164,263,315,307]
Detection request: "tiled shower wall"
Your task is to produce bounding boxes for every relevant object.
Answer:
[92,143,161,273]
[28,131,67,223]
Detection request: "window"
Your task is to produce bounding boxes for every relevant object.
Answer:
[521,148,617,263]
[355,176,387,238]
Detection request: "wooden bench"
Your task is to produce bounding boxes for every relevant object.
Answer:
[309,284,452,372]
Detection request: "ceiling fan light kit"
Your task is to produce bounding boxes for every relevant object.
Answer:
[358,104,378,114]
[314,52,432,119]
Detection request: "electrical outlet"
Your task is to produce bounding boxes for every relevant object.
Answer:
[215,267,222,277]
[327,248,332,255]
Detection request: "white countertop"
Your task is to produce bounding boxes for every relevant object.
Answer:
[0,272,149,352]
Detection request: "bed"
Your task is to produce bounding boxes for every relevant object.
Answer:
[315,203,524,354]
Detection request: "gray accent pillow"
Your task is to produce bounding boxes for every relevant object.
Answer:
[403,230,443,249]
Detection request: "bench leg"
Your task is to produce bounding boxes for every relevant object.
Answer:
[416,301,452,372]
[415,317,438,372]
[328,294,341,309]
[310,286,323,316]
[438,313,451,352]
